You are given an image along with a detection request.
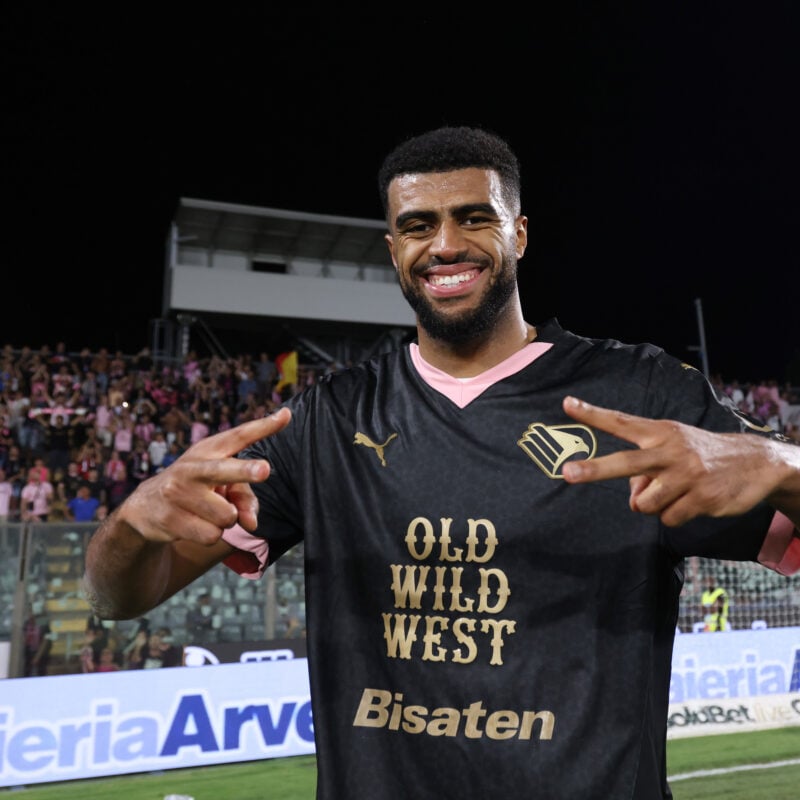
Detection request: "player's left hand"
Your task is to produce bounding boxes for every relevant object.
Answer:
[560,396,792,527]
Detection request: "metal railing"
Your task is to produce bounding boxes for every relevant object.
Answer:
[1,522,305,678]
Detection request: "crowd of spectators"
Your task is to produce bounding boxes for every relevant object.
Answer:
[78,613,183,672]
[0,341,336,530]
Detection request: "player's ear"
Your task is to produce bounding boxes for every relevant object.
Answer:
[384,233,399,271]
[515,215,528,259]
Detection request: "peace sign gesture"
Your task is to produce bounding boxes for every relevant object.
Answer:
[561,396,800,529]
[84,407,292,618]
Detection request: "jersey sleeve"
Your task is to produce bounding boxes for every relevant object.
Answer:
[229,394,309,571]
[221,523,269,579]
[757,513,800,576]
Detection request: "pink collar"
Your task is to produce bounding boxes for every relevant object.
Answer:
[409,341,553,408]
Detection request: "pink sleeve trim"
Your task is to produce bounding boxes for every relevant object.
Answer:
[757,512,800,576]
[221,523,269,580]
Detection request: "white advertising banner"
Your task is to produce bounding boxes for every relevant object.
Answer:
[0,659,313,788]
[668,627,800,739]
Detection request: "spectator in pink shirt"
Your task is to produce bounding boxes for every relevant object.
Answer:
[133,411,156,444]
[93,392,114,449]
[20,471,54,521]
[111,407,135,455]
[189,411,210,445]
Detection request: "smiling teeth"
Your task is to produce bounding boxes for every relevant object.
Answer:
[429,271,475,286]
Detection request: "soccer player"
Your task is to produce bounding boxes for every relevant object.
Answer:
[83,126,800,799]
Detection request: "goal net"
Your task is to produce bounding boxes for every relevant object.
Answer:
[678,556,800,632]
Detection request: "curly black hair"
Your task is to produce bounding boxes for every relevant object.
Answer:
[377,126,521,220]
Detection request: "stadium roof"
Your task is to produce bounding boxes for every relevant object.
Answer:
[173,197,391,269]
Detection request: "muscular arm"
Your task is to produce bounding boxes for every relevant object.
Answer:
[82,408,292,620]
[560,396,800,529]
[82,518,234,619]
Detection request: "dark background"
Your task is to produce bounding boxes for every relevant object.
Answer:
[5,6,799,384]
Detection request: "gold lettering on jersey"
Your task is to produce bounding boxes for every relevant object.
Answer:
[404,517,498,562]
[383,517,514,666]
[353,688,555,741]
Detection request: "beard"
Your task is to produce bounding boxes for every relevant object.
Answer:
[399,253,519,346]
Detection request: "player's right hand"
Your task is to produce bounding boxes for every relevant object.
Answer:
[114,407,292,545]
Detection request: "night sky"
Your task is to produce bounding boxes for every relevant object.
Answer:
[6,6,799,384]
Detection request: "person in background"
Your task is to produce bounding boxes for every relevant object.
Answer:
[0,467,12,551]
[84,612,109,664]
[97,646,121,672]
[103,450,128,511]
[147,429,169,473]
[20,469,53,522]
[185,591,217,644]
[67,483,101,522]
[48,469,69,521]
[25,361,50,408]
[110,406,135,458]
[42,385,82,426]
[160,405,191,448]
[133,410,156,444]
[92,392,114,450]
[48,341,73,371]
[142,627,182,668]
[701,574,731,632]
[121,617,150,669]
[78,367,100,410]
[255,351,277,403]
[26,456,50,483]
[131,346,154,376]
[89,348,110,393]
[23,608,52,677]
[4,444,25,521]
[0,412,13,469]
[76,441,102,481]
[35,413,75,477]
[5,390,30,456]
[63,460,84,501]
[236,364,259,409]
[189,410,210,445]
[128,438,151,486]
[83,465,107,506]
[276,594,305,639]
[159,440,183,470]
[79,627,99,673]
[157,627,183,667]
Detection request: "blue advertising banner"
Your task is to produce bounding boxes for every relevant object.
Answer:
[0,659,313,788]
[668,627,800,738]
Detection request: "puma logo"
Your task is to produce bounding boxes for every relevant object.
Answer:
[353,431,398,467]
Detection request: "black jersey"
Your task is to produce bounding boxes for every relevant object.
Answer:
[240,318,776,800]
